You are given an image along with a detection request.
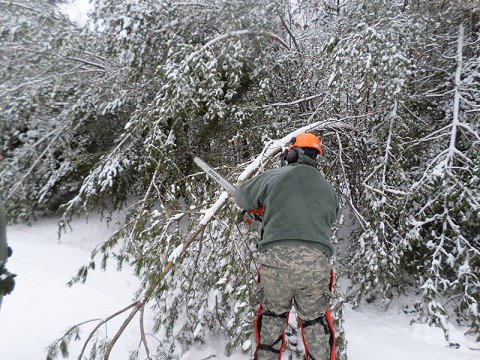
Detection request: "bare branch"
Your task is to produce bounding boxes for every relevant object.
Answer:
[104,302,144,359]
[264,92,326,107]
[77,301,140,360]
[280,16,302,52]
[139,304,152,360]
[47,318,101,357]
[66,57,106,69]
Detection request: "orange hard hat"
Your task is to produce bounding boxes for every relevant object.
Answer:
[288,133,322,155]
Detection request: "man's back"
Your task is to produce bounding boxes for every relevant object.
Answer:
[235,162,338,256]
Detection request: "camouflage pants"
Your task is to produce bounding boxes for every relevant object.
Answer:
[256,244,332,360]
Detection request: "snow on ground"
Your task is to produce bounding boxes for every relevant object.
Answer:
[344,303,477,360]
[0,215,143,360]
[0,216,478,360]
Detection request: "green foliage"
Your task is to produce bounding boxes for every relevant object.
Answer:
[46,324,81,360]
[329,0,480,342]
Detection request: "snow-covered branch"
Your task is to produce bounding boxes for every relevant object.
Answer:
[446,24,465,169]
[172,2,219,7]
[410,24,471,191]
[336,132,368,229]
[153,18,185,34]
[264,92,327,107]
[66,56,106,69]
[0,1,41,14]
[186,29,290,64]
[362,102,407,197]
[7,121,72,199]
[237,119,355,183]
[0,68,104,97]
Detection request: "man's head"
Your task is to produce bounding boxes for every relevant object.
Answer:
[284,133,322,166]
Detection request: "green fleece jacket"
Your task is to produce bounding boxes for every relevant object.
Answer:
[234,162,338,257]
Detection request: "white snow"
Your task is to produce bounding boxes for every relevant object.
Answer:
[168,244,184,263]
[344,303,477,360]
[199,191,229,225]
[0,215,141,360]
[0,216,478,360]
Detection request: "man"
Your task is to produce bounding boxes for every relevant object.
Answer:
[234,133,338,360]
[0,153,15,309]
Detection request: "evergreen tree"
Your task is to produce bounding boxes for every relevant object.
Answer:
[0,0,114,219]
[325,0,480,341]
[22,0,349,359]
[1,0,479,359]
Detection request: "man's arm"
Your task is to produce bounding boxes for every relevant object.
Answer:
[234,173,268,211]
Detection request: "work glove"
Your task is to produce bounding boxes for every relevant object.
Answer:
[244,206,263,225]
[0,266,16,296]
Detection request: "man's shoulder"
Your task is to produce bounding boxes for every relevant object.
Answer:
[255,164,329,186]
[262,165,295,181]
[266,166,292,175]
